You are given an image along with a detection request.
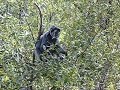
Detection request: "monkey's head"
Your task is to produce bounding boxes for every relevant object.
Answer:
[49,26,60,40]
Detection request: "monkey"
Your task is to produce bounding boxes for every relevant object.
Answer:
[35,25,67,61]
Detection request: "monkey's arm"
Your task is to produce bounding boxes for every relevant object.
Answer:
[55,39,67,55]
[55,41,67,56]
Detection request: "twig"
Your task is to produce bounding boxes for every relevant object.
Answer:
[75,30,101,64]
[25,18,35,43]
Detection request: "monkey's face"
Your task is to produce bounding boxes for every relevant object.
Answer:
[50,26,60,40]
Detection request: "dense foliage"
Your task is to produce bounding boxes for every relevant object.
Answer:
[0,0,120,90]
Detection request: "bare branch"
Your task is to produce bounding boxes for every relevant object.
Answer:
[25,18,35,43]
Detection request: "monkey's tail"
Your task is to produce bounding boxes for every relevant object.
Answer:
[34,2,44,40]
